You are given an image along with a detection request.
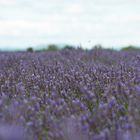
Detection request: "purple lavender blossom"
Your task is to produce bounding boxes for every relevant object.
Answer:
[0,49,139,139]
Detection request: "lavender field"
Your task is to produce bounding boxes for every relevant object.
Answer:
[0,48,140,140]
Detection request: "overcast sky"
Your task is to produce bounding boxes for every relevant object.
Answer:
[0,0,140,50]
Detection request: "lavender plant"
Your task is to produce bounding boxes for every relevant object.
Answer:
[0,49,139,140]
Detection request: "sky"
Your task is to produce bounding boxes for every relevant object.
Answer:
[0,0,140,50]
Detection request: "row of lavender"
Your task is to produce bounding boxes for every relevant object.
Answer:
[0,49,140,140]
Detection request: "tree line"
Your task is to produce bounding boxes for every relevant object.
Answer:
[27,44,140,52]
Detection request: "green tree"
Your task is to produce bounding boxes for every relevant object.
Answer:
[47,44,59,51]
[27,47,34,52]
[63,45,75,50]
[121,45,140,51]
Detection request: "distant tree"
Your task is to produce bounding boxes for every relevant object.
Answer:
[121,45,140,51]
[105,48,115,52]
[27,47,34,52]
[47,44,59,51]
[93,44,102,50]
[63,45,75,50]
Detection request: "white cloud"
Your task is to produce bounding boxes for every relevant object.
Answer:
[64,3,84,14]
[0,0,140,49]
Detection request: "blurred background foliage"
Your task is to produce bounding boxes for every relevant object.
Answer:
[26,44,140,52]
[121,45,140,51]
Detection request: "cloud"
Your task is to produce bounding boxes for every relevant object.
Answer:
[0,0,140,49]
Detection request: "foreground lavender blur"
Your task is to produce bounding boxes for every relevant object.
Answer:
[0,48,140,140]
